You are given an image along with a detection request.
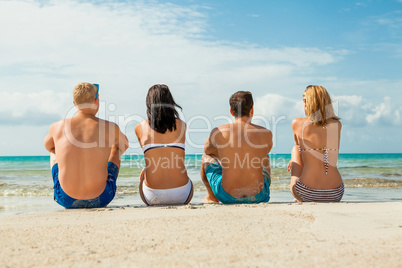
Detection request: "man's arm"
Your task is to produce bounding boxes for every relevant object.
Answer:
[262,154,271,175]
[44,124,56,154]
[266,130,273,154]
[204,127,219,157]
[115,125,129,155]
[264,130,273,174]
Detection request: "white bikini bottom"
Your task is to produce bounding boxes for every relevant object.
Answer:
[141,177,193,206]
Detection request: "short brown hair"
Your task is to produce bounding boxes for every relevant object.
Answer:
[229,91,253,117]
[73,82,97,104]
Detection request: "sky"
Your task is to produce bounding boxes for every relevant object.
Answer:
[0,0,401,156]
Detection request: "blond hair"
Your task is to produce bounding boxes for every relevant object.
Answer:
[73,82,97,105]
[303,85,339,125]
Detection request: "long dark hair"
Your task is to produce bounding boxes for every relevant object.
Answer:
[146,84,182,133]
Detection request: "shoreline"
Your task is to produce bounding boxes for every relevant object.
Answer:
[2,187,402,217]
[1,202,401,267]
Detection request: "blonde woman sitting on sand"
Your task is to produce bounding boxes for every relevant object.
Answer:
[289,85,344,202]
[135,84,193,205]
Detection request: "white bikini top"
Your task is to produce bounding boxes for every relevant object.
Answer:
[142,143,185,153]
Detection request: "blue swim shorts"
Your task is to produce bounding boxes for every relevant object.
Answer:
[52,162,119,209]
[205,163,271,204]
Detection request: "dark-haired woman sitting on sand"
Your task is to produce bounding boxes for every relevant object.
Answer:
[135,84,193,205]
[289,85,344,202]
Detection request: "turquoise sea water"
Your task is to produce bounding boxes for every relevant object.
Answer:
[0,154,401,216]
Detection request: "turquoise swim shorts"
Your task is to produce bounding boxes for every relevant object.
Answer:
[205,163,271,204]
[52,162,119,209]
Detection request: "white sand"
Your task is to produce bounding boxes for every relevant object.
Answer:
[1,202,401,267]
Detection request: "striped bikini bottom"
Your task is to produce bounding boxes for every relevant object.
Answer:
[295,179,344,202]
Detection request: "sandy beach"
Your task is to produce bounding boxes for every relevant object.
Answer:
[1,202,401,268]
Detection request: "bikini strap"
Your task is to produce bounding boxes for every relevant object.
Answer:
[323,147,329,175]
[324,122,328,175]
[299,122,337,175]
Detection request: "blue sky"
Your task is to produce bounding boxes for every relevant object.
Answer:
[0,0,401,155]
[198,0,402,79]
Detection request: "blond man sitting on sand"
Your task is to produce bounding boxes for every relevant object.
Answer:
[44,82,128,208]
[200,91,273,204]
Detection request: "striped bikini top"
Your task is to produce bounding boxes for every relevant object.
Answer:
[142,143,185,154]
[298,123,338,175]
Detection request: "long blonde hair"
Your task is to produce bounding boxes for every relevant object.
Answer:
[303,85,339,125]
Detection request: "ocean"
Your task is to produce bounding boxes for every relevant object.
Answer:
[1,154,401,216]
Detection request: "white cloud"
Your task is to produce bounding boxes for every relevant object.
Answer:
[334,95,402,126]
[366,96,401,126]
[254,94,304,121]
[0,0,344,131]
[374,13,402,28]
[0,0,399,155]
[0,1,339,82]
[254,93,402,127]
[0,91,70,119]
[355,2,368,7]
[0,110,60,126]
[333,95,368,126]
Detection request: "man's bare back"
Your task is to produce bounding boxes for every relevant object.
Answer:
[210,121,272,196]
[44,82,128,205]
[45,113,127,199]
[201,91,273,204]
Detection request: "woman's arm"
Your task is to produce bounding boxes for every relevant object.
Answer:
[288,118,303,171]
[289,145,303,201]
[134,122,143,145]
[289,119,304,201]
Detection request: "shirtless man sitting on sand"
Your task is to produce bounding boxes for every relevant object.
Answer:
[44,82,128,209]
[200,91,273,204]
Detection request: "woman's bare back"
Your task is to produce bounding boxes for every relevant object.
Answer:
[294,118,342,189]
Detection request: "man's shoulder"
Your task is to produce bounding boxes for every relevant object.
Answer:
[249,123,270,131]
[213,124,233,134]
[245,123,271,135]
[49,119,65,130]
[216,123,231,130]
[98,118,118,128]
[215,123,270,132]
